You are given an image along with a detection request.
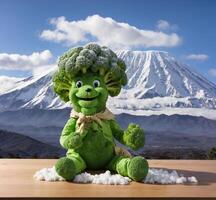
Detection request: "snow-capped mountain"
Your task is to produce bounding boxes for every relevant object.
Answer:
[109,50,216,119]
[0,50,216,119]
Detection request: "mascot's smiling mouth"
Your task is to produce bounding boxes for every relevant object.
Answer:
[77,95,98,101]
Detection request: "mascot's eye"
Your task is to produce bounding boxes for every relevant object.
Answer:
[93,80,100,88]
[76,80,83,88]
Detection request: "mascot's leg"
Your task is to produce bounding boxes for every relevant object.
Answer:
[55,151,86,181]
[107,155,149,181]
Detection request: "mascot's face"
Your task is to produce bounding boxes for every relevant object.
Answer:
[69,72,109,115]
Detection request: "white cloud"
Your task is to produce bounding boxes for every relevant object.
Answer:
[0,50,52,70]
[0,76,24,94]
[156,20,178,31]
[32,63,57,76]
[209,68,216,77]
[186,54,209,61]
[40,15,181,49]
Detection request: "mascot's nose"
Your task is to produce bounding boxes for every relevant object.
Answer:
[85,88,92,92]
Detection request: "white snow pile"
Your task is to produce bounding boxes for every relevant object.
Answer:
[34,167,65,182]
[34,167,131,185]
[73,171,131,185]
[34,167,198,185]
[145,168,198,184]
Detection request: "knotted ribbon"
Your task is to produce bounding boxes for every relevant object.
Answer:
[70,108,114,133]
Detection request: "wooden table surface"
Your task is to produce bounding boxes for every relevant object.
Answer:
[0,159,215,199]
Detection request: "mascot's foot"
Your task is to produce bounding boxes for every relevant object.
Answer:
[109,155,149,182]
[55,157,76,181]
[127,156,149,181]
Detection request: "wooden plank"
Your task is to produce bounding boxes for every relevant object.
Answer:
[0,159,215,198]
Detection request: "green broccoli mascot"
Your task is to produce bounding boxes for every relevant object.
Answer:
[53,43,149,182]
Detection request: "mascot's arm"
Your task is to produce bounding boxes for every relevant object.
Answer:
[60,118,84,149]
[109,119,145,150]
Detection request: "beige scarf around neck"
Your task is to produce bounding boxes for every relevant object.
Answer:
[70,108,114,133]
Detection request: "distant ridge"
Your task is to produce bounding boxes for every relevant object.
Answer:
[0,129,64,158]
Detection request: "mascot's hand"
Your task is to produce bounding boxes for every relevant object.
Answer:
[64,132,83,149]
[123,123,144,150]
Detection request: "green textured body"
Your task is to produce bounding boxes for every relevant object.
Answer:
[68,119,115,169]
[56,115,149,181]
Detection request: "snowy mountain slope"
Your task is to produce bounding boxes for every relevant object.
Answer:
[0,67,66,112]
[116,50,216,98]
[0,50,215,118]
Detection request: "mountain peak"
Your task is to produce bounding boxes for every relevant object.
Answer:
[116,50,171,58]
[116,49,169,54]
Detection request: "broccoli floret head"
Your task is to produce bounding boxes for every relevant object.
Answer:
[53,43,127,102]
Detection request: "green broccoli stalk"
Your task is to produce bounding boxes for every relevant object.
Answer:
[53,43,127,102]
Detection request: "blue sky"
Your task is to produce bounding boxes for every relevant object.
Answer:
[0,0,216,83]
